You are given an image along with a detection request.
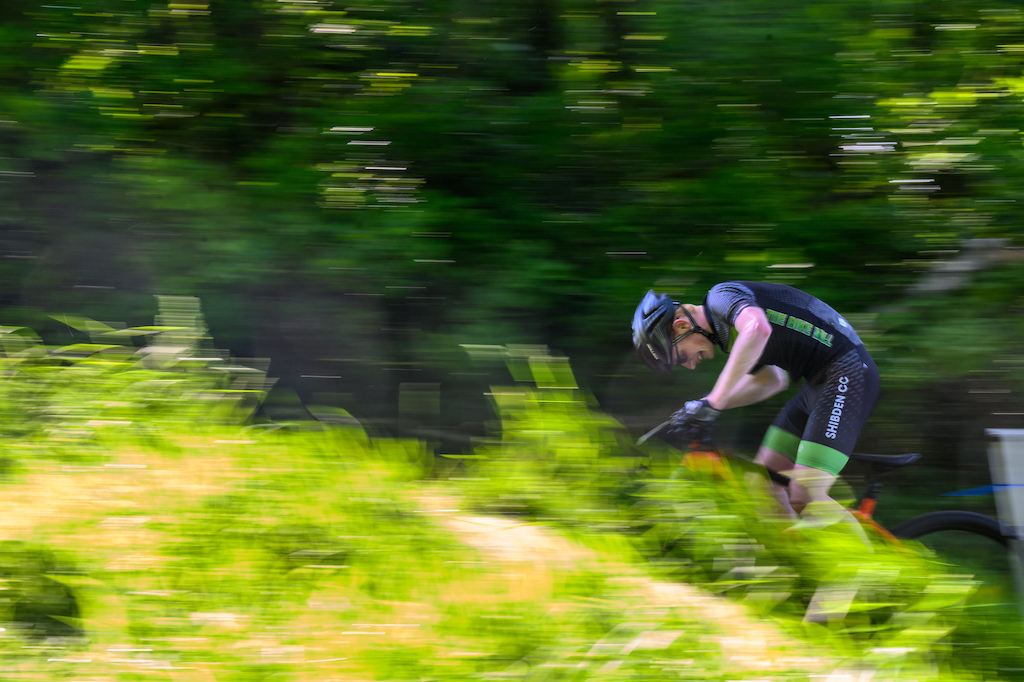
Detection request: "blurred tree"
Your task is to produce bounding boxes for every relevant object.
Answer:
[0,0,1023,458]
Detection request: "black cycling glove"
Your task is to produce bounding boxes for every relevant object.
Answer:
[661,399,721,447]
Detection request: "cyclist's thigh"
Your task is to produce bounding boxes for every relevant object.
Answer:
[755,446,796,473]
[760,384,817,462]
[797,348,881,475]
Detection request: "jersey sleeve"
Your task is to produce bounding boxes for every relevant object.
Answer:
[705,282,757,326]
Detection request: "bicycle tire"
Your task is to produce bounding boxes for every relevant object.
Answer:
[891,509,1024,673]
[892,510,1009,547]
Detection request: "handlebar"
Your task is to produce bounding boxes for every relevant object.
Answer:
[636,419,792,488]
[635,419,671,447]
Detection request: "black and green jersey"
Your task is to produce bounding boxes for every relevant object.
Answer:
[702,281,863,383]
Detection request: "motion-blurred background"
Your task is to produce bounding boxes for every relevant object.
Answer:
[2,0,1023,483]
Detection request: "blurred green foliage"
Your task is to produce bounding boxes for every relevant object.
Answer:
[0,296,267,452]
[2,12,1024,679]
[0,307,1009,679]
[2,0,1024,435]
[455,352,1023,679]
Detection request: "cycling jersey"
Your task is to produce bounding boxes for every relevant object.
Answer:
[702,281,864,383]
[701,281,878,475]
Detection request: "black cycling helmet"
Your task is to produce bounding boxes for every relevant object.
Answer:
[632,290,679,375]
[632,290,720,375]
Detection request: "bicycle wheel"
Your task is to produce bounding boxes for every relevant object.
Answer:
[892,510,1008,546]
[892,510,1011,609]
[893,511,1021,675]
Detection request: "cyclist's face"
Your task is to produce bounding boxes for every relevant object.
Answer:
[671,329,714,370]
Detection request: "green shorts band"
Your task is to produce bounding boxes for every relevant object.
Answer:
[795,441,848,476]
[762,425,800,460]
[761,426,849,476]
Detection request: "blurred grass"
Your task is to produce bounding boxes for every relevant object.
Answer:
[0,424,794,682]
[0,308,1012,680]
[453,347,1023,681]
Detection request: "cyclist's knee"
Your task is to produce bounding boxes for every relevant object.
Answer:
[788,484,811,515]
[787,465,837,516]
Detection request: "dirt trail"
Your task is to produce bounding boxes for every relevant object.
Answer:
[414,490,855,678]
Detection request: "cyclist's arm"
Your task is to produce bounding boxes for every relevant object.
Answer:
[705,305,774,410]
[713,365,788,409]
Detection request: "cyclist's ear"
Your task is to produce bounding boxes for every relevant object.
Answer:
[672,311,692,332]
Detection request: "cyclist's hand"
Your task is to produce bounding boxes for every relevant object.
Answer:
[670,399,721,428]
[663,399,720,448]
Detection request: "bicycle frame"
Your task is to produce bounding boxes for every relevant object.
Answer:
[646,425,922,543]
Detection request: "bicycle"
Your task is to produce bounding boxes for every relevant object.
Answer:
[636,418,1017,550]
[634,419,1024,672]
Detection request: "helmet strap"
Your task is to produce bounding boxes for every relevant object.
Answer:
[672,305,720,346]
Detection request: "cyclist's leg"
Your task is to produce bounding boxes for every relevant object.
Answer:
[755,388,814,517]
[791,348,880,519]
[789,458,863,623]
[755,443,798,516]
[787,464,842,518]
[791,350,881,624]
[754,447,797,517]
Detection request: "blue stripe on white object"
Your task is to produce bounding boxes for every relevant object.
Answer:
[942,484,1024,496]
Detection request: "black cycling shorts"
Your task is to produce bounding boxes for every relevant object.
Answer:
[764,346,880,475]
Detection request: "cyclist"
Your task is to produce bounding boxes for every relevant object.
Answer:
[631,282,880,525]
